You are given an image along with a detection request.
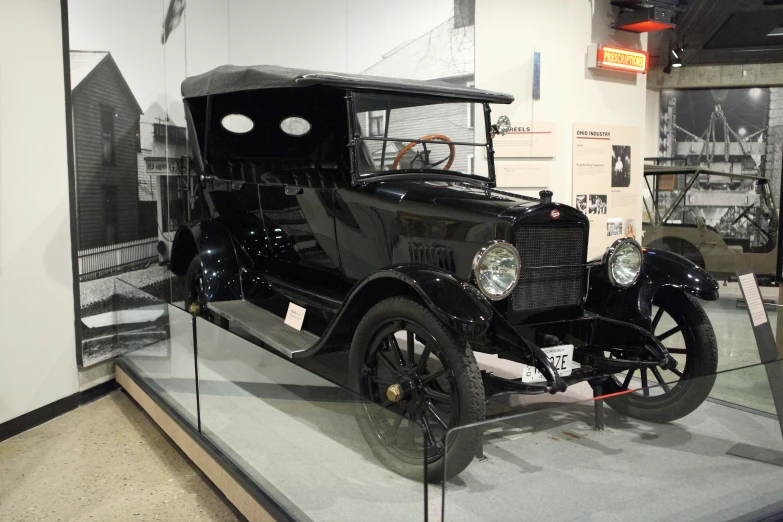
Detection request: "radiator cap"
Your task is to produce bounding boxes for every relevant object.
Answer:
[539,190,553,204]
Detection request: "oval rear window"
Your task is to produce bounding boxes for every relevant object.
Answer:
[280,116,311,136]
[221,114,254,134]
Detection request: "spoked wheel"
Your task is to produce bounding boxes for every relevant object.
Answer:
[604,289,718,423]
[349,297,485,482]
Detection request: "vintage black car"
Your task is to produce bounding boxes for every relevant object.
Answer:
[170,65,719,481]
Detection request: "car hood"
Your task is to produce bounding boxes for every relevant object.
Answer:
[364,179,587,225]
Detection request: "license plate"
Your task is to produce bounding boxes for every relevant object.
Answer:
[520,345,576,383]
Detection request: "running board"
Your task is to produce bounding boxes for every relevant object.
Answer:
[207,300,317,358]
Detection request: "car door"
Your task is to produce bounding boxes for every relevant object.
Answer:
[257,171,346,307]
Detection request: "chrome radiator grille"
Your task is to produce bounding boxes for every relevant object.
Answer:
[511,225,586,312]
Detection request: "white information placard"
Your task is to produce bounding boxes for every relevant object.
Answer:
[284,302,306,331]
[738,273,768,327]
[494,121,557,158]
[496,161,551,189]
[572,123,641,259]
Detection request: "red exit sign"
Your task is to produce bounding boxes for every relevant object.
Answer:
[588,44,648,73]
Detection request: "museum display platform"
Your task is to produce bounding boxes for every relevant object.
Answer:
[112,278,783,522]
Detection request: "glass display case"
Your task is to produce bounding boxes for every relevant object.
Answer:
[116,273,783,521]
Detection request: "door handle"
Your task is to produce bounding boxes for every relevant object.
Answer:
[285,186,304,196]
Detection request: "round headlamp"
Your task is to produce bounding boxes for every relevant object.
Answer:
[473,241,520,300]
[605,238,642,288]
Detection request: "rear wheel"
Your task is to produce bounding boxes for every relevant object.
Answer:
[349,297,485,483]
[604,289,718,423]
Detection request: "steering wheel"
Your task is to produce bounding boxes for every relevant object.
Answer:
[392,134,456,170]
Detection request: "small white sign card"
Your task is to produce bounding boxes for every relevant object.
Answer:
[285,302,307,331]
[738,273,768,327]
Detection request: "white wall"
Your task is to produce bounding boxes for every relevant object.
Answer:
[475,0,648,203]
[0,0,79,423]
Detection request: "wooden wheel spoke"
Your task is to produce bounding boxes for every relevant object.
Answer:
[658,325,682,342]
[641,368,650,397]
[666,348,687,354]
[420,367,447,385]
[670,367,684,378]
[421,415,437,448]
[406,331,415,367]
[387,337,406,367]
[651,367,671,392]
[426,401,449,430]
[651,307,664,332]
[621,369,636,390]
[386,414,403,440]
[416,345,432,373]
[371,375,394,386]
[378,352,402,375]
[424,388,452,403]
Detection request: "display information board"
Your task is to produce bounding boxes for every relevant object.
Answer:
[493,121,557,158]
[495,160,551,190]
[572,123,641,259]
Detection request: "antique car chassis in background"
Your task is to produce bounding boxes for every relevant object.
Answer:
[169,65,720,481]
[643,165,779,284]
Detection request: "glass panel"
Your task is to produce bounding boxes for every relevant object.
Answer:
[442,360,783,522]
[354,92,487,177]
[115,278,199,426]
[195,316,426,521]
[642,171,778,285]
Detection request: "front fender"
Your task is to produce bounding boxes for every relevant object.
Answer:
[293,265,494,358]
[392,266,494,336]
[585,247,719,330]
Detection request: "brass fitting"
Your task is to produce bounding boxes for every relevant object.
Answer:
[386,383,403,402]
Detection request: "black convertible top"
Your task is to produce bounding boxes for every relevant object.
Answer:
[181,64,514,104]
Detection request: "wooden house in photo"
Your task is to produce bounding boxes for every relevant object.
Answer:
[70,50,143,250]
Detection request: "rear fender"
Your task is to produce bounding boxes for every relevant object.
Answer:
[171,221,244,303]
[170,223,201,276]
[585,247,719,330]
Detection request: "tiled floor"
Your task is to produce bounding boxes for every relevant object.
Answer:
[0,391,239,522]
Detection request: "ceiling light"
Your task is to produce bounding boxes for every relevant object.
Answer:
[617,6,676,32]
[670,49,682,68]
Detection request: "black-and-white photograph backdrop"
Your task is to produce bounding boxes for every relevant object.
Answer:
[67,0,476,366]
[659,87,782,190]
[657,87,782,256]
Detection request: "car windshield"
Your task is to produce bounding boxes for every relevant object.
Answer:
[644,170,778,251]
[353,92,489,178]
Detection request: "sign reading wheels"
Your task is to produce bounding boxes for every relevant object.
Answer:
[493,121,557,158]
[572,123,641,259]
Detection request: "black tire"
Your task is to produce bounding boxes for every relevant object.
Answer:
[349,297,485,483]
[604,289,718,423]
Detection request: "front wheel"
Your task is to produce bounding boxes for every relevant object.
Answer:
[349,297,485,483]
[604,289,718,423]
